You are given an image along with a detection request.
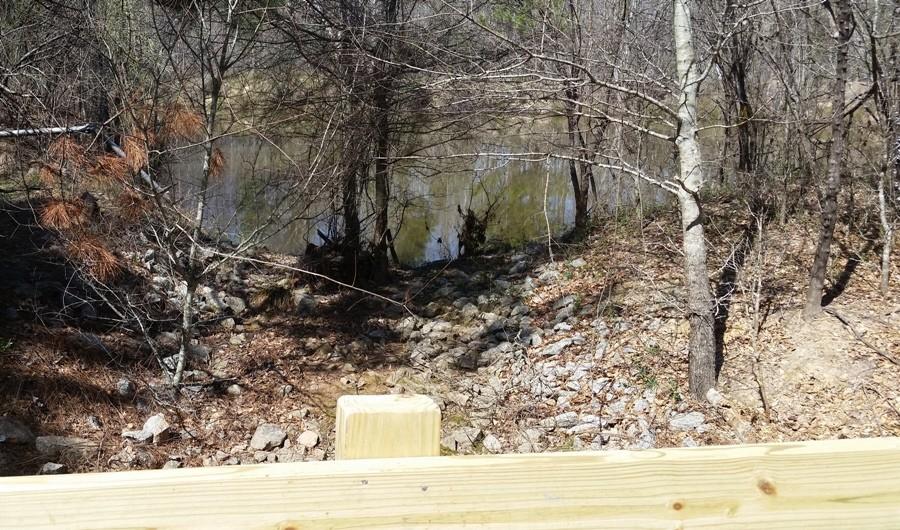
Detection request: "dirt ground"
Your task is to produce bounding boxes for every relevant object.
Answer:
[0,200,897,475]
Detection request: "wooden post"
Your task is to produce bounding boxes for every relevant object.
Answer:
[335,394,440,460]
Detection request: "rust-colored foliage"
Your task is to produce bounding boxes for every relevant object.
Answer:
[160,104,204,143]
[90,154,131,183]
[122,134,150,173]
[209,147,225,178]
[47,137,86,169]
[66,236,122,282]
[40,199,87,230]
[116,190,151,223]
[38,164,62,187]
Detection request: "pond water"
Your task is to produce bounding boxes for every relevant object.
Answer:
[167,125,670,265]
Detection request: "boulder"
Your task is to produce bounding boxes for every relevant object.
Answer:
[669,412,705,431]
[250,423,287,450]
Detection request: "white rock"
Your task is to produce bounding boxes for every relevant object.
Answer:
[39,462,67,475]
[541,338,574,357]
[122,413,170,444]
[705,388,725,406]
[296,430,320,449]
[554,411,579,428]
[568,257,587,268]
[161,460,181,470]
[482,434,503,453]
[250,424,287,450]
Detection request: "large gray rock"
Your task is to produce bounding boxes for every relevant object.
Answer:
[35,436,97,459]
[250,423,287,450]
[0,417,34,445]
[669,412,705,431]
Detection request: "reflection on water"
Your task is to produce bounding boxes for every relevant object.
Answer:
[167,126,670,265]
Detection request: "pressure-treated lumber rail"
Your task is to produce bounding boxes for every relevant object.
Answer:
[1,395,899,529]
[2,437,900,528]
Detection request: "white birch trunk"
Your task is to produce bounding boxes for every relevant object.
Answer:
[673,0,716,398]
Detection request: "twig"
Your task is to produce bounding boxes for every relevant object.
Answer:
[824,308,900,366]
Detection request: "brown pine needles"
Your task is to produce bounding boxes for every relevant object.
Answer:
[123,134,150,173]
[209,147,225,178]
[65,236,122,282]
[116,190,150,223]
[90,154,131,183]
[160,104,204,143]
[47,137,87,169]
[40,199,88,230]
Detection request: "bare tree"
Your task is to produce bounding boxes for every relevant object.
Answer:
[803,0,856,319]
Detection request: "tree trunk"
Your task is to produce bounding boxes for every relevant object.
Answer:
[370,0,397,271]
[564,89,589,235]
[372,77,391,272]
[803,0,854,319]
[174,66,223,384]
[673,0,716,399]
[342,163,362,261]
[373,113,390,272]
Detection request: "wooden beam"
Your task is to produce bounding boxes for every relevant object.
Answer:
[335,394,440,459]
[1,437,899,529]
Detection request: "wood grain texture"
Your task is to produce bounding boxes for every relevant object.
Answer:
[335,394,440,459]
[1,437,899,529]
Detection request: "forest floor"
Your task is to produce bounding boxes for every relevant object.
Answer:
[0,197,898,475]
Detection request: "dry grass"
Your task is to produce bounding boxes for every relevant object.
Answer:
[209,147,225,178]
[40,199,88,230]
[47,137,86,169]
[90,154,131,183]
[66,236,122,282]
[160,104,204,143]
